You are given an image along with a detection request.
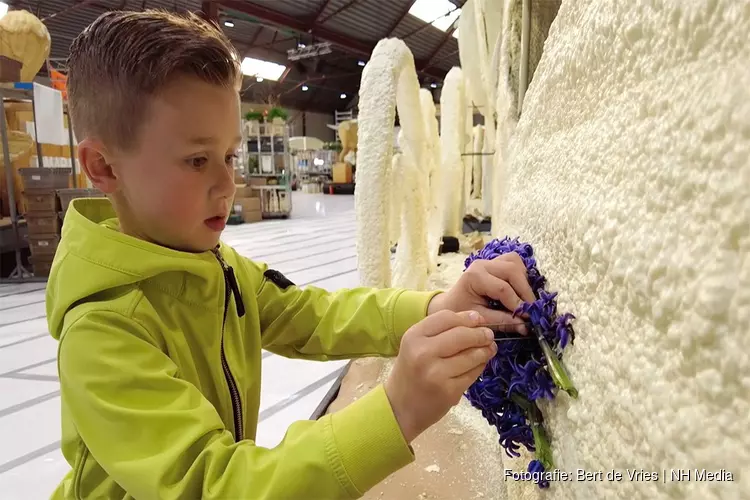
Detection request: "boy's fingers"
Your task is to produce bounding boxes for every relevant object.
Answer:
[485,256,536,304]
[432,326,493,357]
[475,306,528,335]
[441,343,496,377]
[419,309,485,338]
[469,266,525,313]
[450,360,491,394]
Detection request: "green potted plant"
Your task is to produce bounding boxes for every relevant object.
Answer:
[245,111,263,136]
[267,107,289,123]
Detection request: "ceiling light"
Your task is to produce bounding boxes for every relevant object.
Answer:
[358,60,366,67]
[408,0,461,32]
[340,93,347,99]
[256,77,264,82]
[298,43,306,48]
[302,85,309,91]
[430,83,438,89]
[240,57,287,81]
[224,20,234,28]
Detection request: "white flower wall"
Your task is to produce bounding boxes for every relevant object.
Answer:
[492,1,750,499]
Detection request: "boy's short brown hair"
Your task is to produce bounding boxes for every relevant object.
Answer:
[67,10,241,151]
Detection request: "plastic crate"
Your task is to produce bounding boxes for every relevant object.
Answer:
[25,212,62,236]
[57,188,103,213]
[20,168,71,190]
[23,190,59,213]
[28,234,60,257]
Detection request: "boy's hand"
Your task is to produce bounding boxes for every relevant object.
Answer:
[384,310,496,443]
[427,253,536,334]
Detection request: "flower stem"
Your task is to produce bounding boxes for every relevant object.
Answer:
[531,422,554,471]
[535,331,578,399]
[510,394,554,470]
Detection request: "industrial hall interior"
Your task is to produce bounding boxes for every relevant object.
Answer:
[0,0,747,499]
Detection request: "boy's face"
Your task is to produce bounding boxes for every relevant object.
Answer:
[105,76,240,253]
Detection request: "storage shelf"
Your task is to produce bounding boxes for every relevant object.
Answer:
[240,118,292,218]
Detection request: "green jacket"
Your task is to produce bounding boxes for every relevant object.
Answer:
[47,199,440,499]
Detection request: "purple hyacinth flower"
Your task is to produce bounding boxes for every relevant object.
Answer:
[528,460,550,489]
[463,237,578,472]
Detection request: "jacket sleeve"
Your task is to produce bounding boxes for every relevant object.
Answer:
[240,257,442,360]
[59,309,415,500]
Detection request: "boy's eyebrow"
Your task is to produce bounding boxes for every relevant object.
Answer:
[188,136,243,145]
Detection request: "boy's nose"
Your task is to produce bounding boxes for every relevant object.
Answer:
[213,162,237,200]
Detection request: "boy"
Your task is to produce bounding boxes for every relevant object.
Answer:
[47,10,534,499]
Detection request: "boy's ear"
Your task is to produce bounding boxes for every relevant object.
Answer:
[77,138,118,194]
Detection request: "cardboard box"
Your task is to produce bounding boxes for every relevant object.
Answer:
[243,210,263,223]
[247,177,267,187]
[234,184,258,198]
[233,196,261,213]
[333,162,353,184]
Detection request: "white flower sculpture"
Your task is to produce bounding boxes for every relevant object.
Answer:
[355,38,430,290]
[440,67,467,238]
[421,89,443,273]
[460,0,505,218]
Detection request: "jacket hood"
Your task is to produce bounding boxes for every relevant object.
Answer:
[46,198,224,341]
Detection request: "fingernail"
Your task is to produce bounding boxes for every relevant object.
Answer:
[484,328,494,341]
[468,311,481,323]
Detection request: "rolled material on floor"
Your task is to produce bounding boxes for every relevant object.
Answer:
[494,1,750,499]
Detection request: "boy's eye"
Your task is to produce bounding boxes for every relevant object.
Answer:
[189,157,208,169]
[225,153,238,165]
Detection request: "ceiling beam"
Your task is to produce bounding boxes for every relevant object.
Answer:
[310,0,334,24]
[317,0,364,25]
[218,0,372,55]
[417,22,458,71]
[422,48,459,71]
[216,0,447,79]
[276,66,293,86]
[41,0,104,22]
[383,0,417,37]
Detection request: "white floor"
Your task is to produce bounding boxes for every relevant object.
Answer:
[0,193,360,499]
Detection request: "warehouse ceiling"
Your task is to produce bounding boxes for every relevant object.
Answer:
[17,0,465,114]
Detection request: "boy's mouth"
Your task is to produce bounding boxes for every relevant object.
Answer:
[204,215,227,232]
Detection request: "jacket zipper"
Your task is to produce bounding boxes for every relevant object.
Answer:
[212,247,246,442]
